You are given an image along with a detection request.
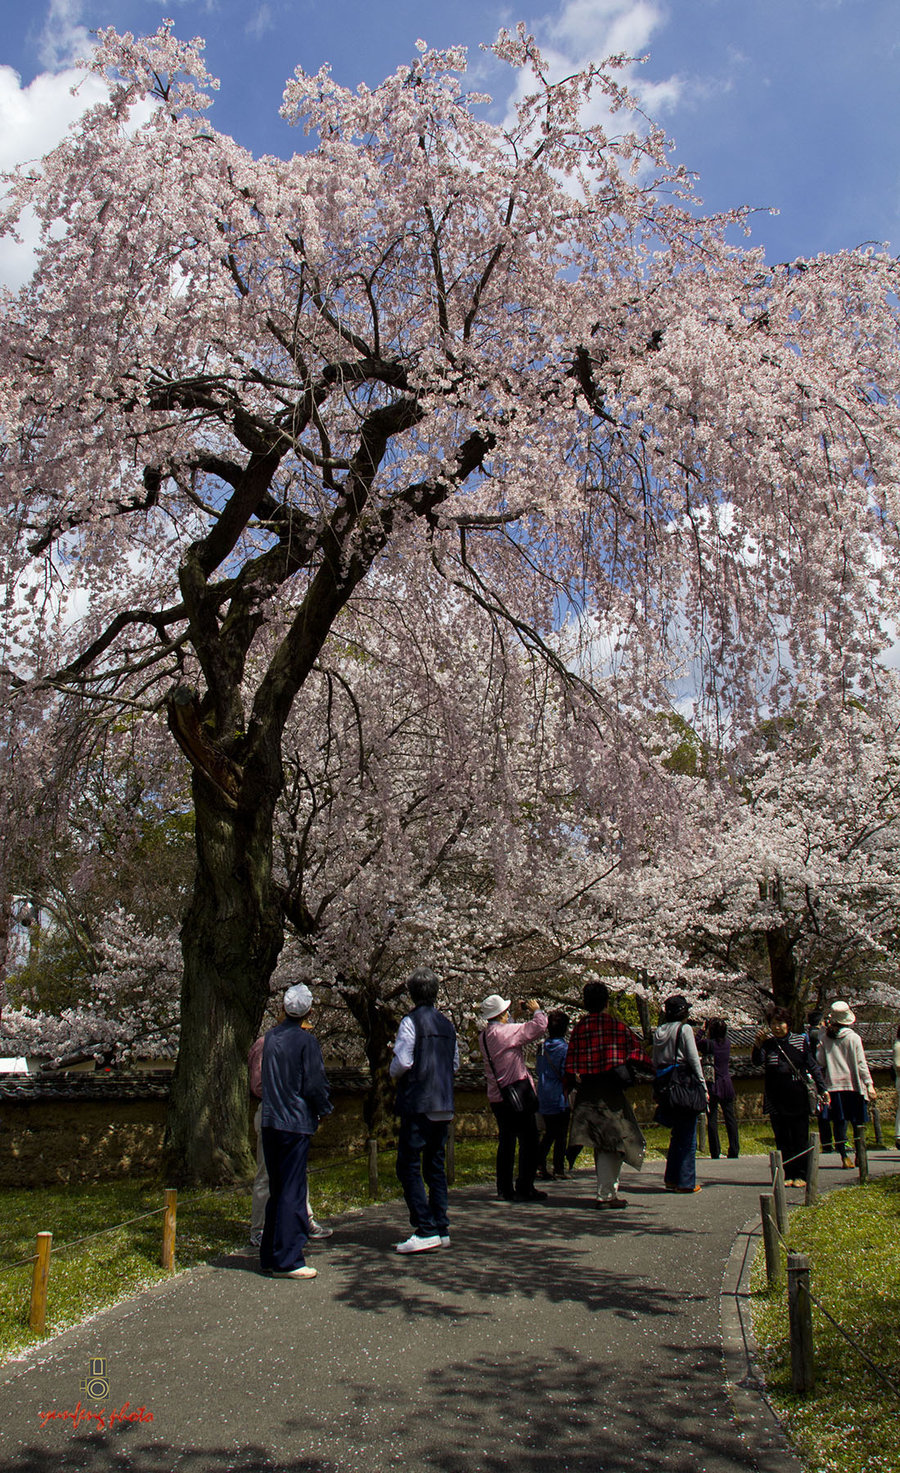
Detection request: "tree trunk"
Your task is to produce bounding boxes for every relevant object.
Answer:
[343,982,401,1139]
[766,926,801,1024]
[163,773,283,1184]
[635,992,653,1049]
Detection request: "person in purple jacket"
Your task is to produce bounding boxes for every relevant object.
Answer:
[697,1018,740,1160]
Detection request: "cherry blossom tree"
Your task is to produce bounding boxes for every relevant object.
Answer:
[0,703,190,1060]
[264,566,662,1129]
[2,23,900,1180]
[1,909,182,1065]
[668,689,900,1023]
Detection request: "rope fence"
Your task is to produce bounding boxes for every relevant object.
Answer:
[0,1129,425,1336]
[758,1130,900,1400]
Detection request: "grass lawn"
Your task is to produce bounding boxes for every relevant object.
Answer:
[0,1117,799,1366]
[751,1173,900,1473]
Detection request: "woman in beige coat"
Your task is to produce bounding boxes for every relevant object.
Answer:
[816,1001,876,1168]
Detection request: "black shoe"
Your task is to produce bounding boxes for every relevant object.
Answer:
[515,1188,548,1202]
[497,1190,516,1201]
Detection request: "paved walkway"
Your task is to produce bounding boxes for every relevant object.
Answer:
[1,1151,896,1473]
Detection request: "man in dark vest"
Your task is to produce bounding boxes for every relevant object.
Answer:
[390,966,459,1253]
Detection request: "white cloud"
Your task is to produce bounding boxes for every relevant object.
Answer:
[0,64,103,172]
[502,0,682,140]
[552,0,665,61]
[0,63,108,290]
[38,0,93,71]
[246,5,276,42]
[547,0,681,110]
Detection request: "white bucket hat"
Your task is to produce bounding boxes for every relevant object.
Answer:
[827,1000,855,1027]
[479,994,511,1021]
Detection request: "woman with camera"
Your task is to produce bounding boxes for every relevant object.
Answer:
[479,994,548,1203]
[753,1007,827,1187]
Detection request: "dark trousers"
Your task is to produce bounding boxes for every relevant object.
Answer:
[396,1113,450,1235]
[539,1109,571,1174]
[491,1100,540,1197]
[770,1109,812,1182]
[827,1090,867,1160]
[260,1127,310,1273]
[665,1109,698,1189]
[707,1097,740,1159]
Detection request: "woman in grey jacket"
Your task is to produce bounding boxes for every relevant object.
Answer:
[652,995,708,1193]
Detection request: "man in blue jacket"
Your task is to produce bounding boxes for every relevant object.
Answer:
[260,982,332,1280]
[390,967,459,1254]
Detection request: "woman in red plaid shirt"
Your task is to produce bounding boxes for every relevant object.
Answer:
[564,982,650,1208]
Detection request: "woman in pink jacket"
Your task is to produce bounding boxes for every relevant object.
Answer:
[479,994,548,1202]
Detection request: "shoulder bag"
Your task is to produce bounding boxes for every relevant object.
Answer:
[481,1030,538,1114]
[654,1024,707,1114]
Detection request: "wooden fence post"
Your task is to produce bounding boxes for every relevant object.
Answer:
[760,1195,782,1288]
[769,1149,787,1234]
[854,1124,869,1183]
[29,1232,52,1333]
[805,1131,820,1206]
[870,1102,883,1149]
[697,1113,708,1155]
[367,1137,379,1199]
[787,1252,815,1393]
[161,1188,177,1272]
[446,1119,456,1187]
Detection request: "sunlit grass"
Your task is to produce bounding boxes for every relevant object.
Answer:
[751,1174,900,1473]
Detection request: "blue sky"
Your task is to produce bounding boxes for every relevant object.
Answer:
[0,0,898,270]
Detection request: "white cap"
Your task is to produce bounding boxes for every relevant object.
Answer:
[284,983,313,1017]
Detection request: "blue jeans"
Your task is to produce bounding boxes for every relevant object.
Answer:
[260,1127,310,1272]
[396,1114,450,1235]
[539,1109,571,1174]
[665,1110,698,1189]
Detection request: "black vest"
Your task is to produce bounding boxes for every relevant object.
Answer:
[394,1005,456,1116]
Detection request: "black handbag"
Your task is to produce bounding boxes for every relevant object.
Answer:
[502,1076,539,1113]
[666,1066,708,1114]
[654,1024,707,1114]
[481,1031,538,1114]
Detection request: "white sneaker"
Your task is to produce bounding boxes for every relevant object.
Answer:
[395,1234,441,1253]
[272,1265,317,1279]
[439,1236,451,1247]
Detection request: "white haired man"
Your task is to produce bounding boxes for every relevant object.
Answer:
[259,983,332,1280]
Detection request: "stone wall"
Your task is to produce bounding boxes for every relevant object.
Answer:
[2,1068,895,1187]
[1,1096,168,1188]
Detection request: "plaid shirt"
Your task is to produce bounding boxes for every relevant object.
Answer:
[564,1012,648,1084]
